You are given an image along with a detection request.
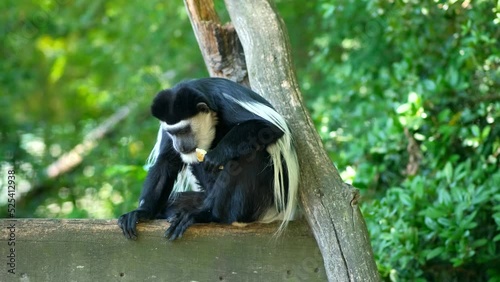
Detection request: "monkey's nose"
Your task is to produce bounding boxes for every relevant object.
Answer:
[179,147,196,154]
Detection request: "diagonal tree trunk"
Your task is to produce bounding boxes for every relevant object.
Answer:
[184,0,380,281]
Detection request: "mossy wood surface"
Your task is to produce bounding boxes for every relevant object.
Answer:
[1,219,326,281]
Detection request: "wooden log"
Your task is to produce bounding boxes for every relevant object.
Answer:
[1,219,327,281]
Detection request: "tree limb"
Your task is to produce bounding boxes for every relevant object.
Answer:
[184,0,380,280]
[184,0,248,85]
[46,105,132,178]
[224,1,380,281]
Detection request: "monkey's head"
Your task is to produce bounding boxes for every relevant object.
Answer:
[151,87,218,163]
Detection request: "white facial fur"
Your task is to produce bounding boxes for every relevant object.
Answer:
[161,111,218,164]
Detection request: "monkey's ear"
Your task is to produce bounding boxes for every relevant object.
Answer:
[197,102,210,113]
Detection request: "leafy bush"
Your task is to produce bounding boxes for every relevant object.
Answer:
[1,1,498,280]
[288,0,500,280]
[0,1,205,218]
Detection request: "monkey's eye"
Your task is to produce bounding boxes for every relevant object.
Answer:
[169,126,191,136]
[177,127,191,135]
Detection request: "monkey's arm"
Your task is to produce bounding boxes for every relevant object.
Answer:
[203,120,283,171]
[118,140,182,240]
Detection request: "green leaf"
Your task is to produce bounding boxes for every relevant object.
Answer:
[481,126,491,140]
[399,192,413,207]
[471,238,488,248]
[438,188,451,205]
[396,103,411,114]
[425,217,438,229]
[423,207,444,219]
[423,79,436,91]
[426,247,444,260]
[447,67,459,87]
[437,217,451,227]
[408,91,419,104]
[463,221,478,229]
[444,162,453,184]
[454,203,467,222]
[471,125,480,137]
[413,179,425,199]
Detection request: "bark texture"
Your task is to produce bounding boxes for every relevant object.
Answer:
[184,0,248,85]
[185,0,380,281]
[0,219,326,281]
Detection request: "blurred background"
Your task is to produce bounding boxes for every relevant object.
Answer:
[1,0,499,281]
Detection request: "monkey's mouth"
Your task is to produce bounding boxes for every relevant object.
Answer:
[180,149,196,154]
[180,151,198,164]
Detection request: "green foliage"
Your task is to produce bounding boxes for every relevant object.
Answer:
[0,0,205,218]
[282,0,499,280]
[1,0,499,280]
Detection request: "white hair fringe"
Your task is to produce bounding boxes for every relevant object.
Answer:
[145,124,197,195]
[224,94,300,233]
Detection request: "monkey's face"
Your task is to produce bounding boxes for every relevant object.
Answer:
[162,110,218,164]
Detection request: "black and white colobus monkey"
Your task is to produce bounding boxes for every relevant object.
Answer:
[118,78,299,240]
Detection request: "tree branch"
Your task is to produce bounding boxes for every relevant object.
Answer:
[46,105,132,178]
[184,0,248,85]
[224,1,380,281]
[184,0,380,280]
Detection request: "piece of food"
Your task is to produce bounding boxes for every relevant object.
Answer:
[196,148,207,162]
[196,148,224,170]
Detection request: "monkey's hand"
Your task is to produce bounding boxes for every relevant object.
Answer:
[165,210,194,241]
[118,209,152,240]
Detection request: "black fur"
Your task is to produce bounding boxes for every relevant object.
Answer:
[118,78,287,240]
